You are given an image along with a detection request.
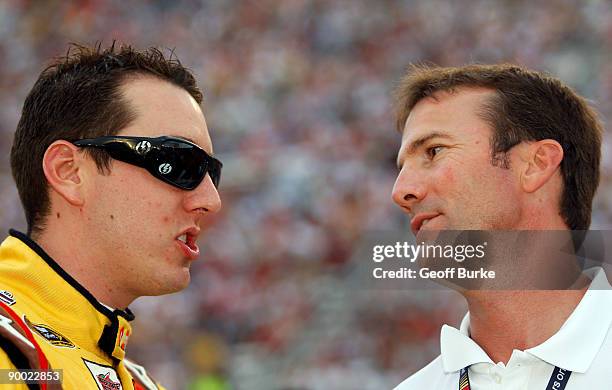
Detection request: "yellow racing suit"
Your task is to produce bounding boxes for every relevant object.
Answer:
[0,230,166,390]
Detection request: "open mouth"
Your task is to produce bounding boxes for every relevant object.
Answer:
[411,213,442,236]
[176,231,200,260]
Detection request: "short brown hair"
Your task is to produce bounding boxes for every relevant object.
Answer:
[395,64,603,230]
[11,42,203,236]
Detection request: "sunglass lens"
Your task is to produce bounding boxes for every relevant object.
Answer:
[156,143,206,190]
[208,159,221,188]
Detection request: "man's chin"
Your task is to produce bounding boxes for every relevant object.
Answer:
[172,268,192,291]
[147,270,191,296]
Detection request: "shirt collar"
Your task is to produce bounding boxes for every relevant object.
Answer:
[4,230,135,362]
[440,267,612,373]
[441,315,492,372]
[526,267,612,373]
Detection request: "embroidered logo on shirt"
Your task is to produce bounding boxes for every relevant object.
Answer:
[24,316,75,348]
[119,326,130,351]
[0,290,16,306]
[98,372,122,390]
[83,359,124,390]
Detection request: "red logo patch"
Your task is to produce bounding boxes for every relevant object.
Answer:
[97,372,121,390]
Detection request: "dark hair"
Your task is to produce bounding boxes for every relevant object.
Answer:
[10,42,203,236]
[395,63,603,230]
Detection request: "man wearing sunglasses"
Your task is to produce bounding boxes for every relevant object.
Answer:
[0,43,221,389]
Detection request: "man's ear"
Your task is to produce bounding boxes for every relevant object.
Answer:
[42,140,85,206]
[521,139,564,193]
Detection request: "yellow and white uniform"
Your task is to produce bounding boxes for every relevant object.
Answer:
[0,230,165,390]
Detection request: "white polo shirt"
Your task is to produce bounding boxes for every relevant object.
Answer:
[394,268,612,389]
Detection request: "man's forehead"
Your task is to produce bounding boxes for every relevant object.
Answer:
[120,76,202,119]
[118,76,213,153]
[401,87,496,142]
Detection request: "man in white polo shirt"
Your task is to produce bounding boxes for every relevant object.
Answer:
[392,64,610,389]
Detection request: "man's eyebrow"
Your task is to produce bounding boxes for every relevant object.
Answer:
[396,131,454,169]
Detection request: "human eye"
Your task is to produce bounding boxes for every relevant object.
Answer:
[425,145,444,159]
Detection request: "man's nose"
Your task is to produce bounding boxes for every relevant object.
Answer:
[184,173,222,214]
[392,165,427,213]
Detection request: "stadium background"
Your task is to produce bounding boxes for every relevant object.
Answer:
[0,1,610,389]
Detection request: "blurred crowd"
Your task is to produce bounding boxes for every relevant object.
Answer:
[0,0,610,389]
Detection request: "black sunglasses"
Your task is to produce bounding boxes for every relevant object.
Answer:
[73,136,222,190]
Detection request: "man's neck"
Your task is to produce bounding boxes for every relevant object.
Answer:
[33,225,135,309]
[465,279,589,364]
